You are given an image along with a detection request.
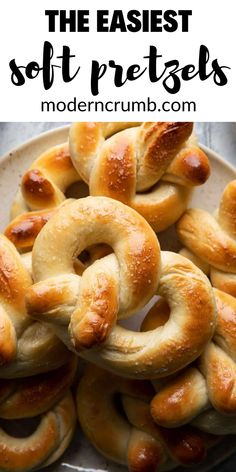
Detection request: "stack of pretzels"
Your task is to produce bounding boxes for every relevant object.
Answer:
[1,121,236,471]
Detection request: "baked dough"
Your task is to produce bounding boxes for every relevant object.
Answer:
[0,392,76,471]
[26,196,160,354]
[77,364,217,471]
[177,180,236,297]
[0,233,72,378]
[70,122,210,231]
[5,200,72,252]
[143,290,236,430]
[11,143,80,216]
[26,198,215,378]
[0,357,77,418]
[9,123,139,249]
[11,123,139,217]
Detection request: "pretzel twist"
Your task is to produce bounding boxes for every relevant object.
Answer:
[26,200,215,378]
[8,141,81,253]
[0,233,72,378]
[0,392,76,472]
[4,208,110,278]
[8,122,210,250]
[144,290,236,431]
[0,357,77,419]
[12,124,139,216]
[9,141,84,253]
[177,180,236,297]
[5,200,75,252]
[9,124,138,249]
[26,196,160,352]
[77,364,218,471]
[12,143,80,215]
[69,122,210,232]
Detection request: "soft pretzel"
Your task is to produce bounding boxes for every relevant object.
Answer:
[8,125,140,249]
[26,196,160,350]
[69,122,210,232]
[77,364,218,471]
[26,199,215,378]
[9,142,83,250]
[0,357,77,419]
[144,290,236,430]
[11,143,81,216]
[0,392,76,472]
[11,123,140,219]
[6,207,57,251]
[5,200,74,252]
[177,180,236,297]
[0,233,72,378]
[4,206,111,271]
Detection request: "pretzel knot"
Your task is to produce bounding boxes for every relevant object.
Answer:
[177,180,236,297]
[9,124,138,249]
[26,198,215,378]
[77,365,217,471]
[12,124,139,217]
[26,196,160,351]
[146,290,236,432]
[0,392,76,472]
[9,140,83,253]
[0,234,72,378]
[13,143,80,214]
[69,122,210,232]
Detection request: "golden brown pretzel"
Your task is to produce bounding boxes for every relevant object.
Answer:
[26,200,215,378]
[5,208,111,274]
[9,141,83,252]
[177,180,236,297]
[9,124,138,249]
[11,143,80,216]
[5,201,74,252]
[0,357,77,419]
[0,233,72,378]
[26,196,160,353]
[0,392,76,472]
[69,122,210,231]
[77,364,218,471]
[5,207,57,251]
[9,141,85,252]
[143,290,236,430]
[11,123,139,218]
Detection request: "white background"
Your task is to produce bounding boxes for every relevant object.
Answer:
[0,0,235,121]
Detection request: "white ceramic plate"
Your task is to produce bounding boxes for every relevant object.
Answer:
[0,125,236,472]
